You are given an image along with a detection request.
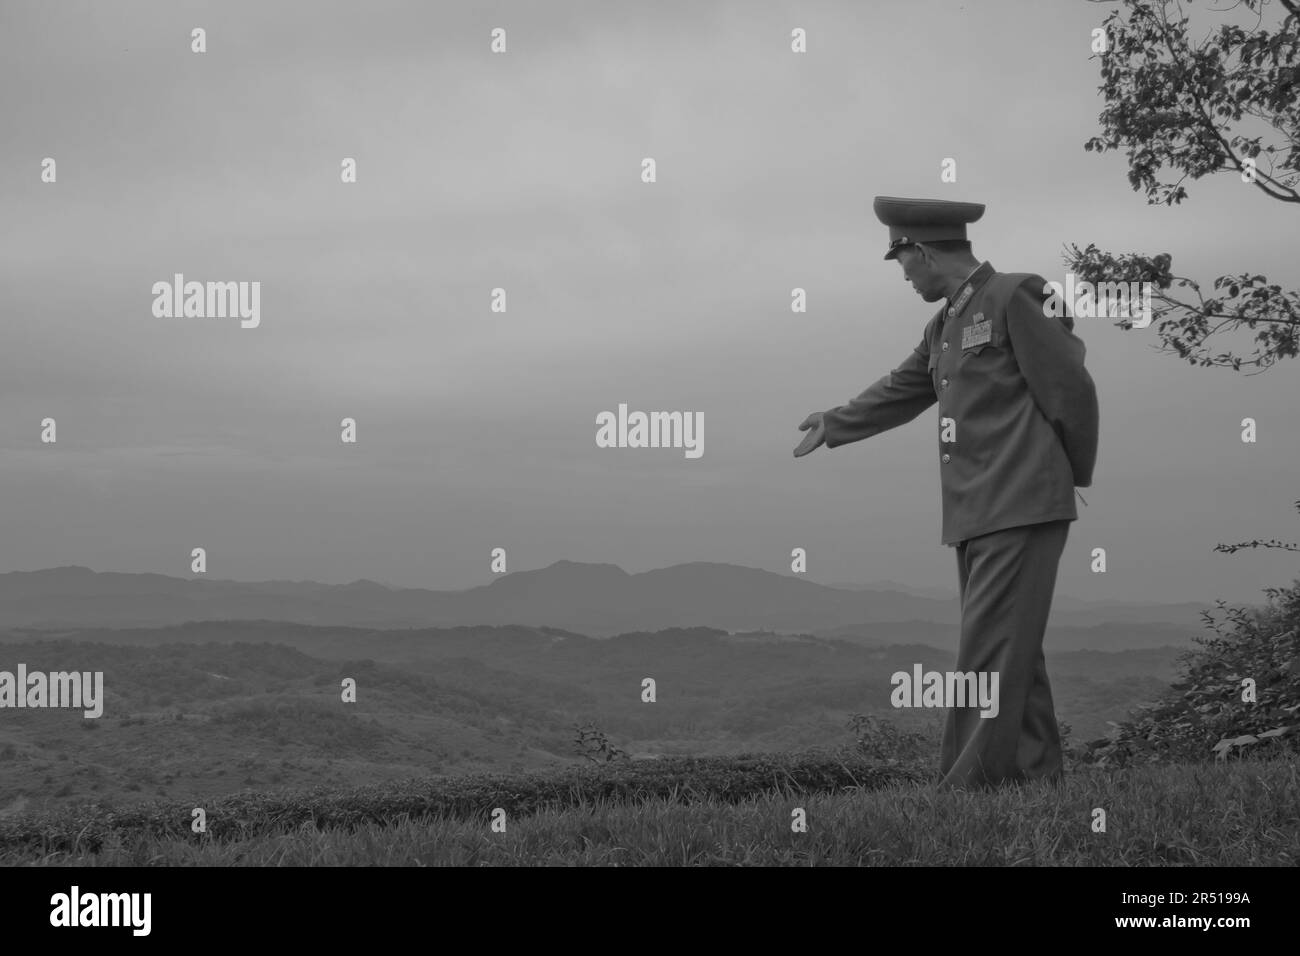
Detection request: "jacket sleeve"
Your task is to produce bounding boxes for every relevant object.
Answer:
[1004,275,1100,487]
[822,333,937,449]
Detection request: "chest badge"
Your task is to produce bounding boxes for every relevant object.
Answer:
[961,313,992,350]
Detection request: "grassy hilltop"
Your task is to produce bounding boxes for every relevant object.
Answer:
[1,753,1294,866]
[0,581,1296,866]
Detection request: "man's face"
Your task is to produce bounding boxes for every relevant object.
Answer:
[895,246,943,303]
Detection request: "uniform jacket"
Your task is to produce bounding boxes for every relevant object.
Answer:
[822,261,1099,545]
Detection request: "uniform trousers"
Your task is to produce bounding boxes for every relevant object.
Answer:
[938,519,1070,790]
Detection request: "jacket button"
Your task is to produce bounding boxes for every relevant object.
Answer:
[941,342,949,351]
[941,453,951,463]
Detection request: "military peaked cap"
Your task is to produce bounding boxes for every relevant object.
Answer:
[874,196,986,260]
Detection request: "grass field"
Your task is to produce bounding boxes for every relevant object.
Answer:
[3,752,1294,866]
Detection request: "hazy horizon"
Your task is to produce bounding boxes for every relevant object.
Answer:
[0,557,1219,609]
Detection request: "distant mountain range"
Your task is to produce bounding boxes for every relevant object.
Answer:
[824,579,1192,615]
[0,562,1211,649]
[0,621,1188,810]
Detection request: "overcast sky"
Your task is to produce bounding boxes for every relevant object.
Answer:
[2,0,1297,604]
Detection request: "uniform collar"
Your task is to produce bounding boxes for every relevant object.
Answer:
[945,261,995,321]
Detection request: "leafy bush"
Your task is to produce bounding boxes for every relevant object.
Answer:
[1078,581,1300,767]
[845,713,934,766]
[571,721,629,764]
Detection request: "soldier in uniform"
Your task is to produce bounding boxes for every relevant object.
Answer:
[794,196,1100,790]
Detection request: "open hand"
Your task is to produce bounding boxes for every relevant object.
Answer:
[794,413,826,458]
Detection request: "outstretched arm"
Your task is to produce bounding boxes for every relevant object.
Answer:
[821,342,937,449]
